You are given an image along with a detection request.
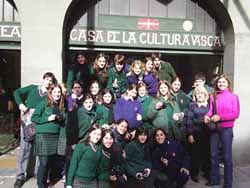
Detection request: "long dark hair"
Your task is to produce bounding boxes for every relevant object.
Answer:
[135,127,149,143]
[102,88,114,105]
[101,128,115,150]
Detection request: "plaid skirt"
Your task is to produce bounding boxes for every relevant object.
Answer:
[34,133,59,156]
[73,177,97,188]
[57,127,67,156]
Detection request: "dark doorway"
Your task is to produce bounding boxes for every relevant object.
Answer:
[67,50,222,93]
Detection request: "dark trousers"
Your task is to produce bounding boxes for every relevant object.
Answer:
[210,128,233,188]
[127,172,155,188]
[37,154,63,188]
[155,171,189,188]
[189,131,210,179]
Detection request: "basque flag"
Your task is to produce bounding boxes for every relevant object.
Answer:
[137,18,160,30]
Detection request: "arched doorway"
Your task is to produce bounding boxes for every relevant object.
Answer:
[63,0,234,92]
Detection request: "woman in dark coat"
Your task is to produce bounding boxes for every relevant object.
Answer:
[151,128,190,188]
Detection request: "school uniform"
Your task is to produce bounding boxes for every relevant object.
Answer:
[66,94,84,112]
[114,97,143,131]
[98,146,112,188]
[31,99,66,188]
[152,139,190,188]
[124,140,154,188]
[147,97,174,133]
[111,129,128,188]
[66,63,91,94]
[126,74,141,86]
[13,84,48,181]
[107,67,126,98]
[89,66,109,89]
[172,91,190,143]
[143,72,158,96]
[137,95,154,134]
[173,90,190,114]
[95,103,114,126]
[67,143,102,188]
[156,61,176,83]
[67,105,101,143]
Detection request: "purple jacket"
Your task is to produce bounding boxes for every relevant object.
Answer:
[114,97,143,130]
[143,73,158,96]
[207,89,240,128]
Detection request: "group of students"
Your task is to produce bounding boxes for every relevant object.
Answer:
[13,52,240,188]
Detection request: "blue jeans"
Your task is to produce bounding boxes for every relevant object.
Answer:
[16,124,37,180]
[210,128,233,188]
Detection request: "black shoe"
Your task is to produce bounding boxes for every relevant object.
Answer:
[191,176,199,183]
[14,179,25,188]
[205,181,220,186]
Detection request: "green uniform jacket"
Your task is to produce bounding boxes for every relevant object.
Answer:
[31,100,65,134]
[124,140,152,178]
[157,61,176,83]
[89,66,109,89]
[147,97,174,132]
[173,90,190,114]
[67,143,102,186]
[107,67,126,95]
[13,85,47,108]
[95,104,114,126]
[137,95,154,130]
[69,105,102,140]
[98,147,112,182]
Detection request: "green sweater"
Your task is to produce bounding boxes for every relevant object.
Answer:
[95,104,114,126]
[13,85,47,108]
[67,143,102,185]
[124,140,151,178]
[173,90,190,113]
[71,105,102,140]
[157,61,176,83]
[89,66,109,89]
[98,147,112,181]
[31,100,65,134]
[107,67,126,95]
[147,97,176,132]
[137,95,154,130]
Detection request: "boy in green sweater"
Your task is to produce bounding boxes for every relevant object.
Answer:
[13,72,56,188]
[152,52,177,84]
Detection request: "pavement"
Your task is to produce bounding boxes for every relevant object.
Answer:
[1,147,250,188]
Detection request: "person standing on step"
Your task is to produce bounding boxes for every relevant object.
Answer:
[13,72,56,188]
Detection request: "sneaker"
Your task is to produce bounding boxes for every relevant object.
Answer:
[14,179,25,188]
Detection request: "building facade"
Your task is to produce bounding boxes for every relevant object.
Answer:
[1,0,250,165]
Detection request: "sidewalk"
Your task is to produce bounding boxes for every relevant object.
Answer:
[1,148,250,188]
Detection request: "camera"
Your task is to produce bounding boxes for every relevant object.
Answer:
[111,166,126,184]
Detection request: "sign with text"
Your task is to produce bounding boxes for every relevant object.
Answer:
[0,22,21,42]
[69,28,223,51]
